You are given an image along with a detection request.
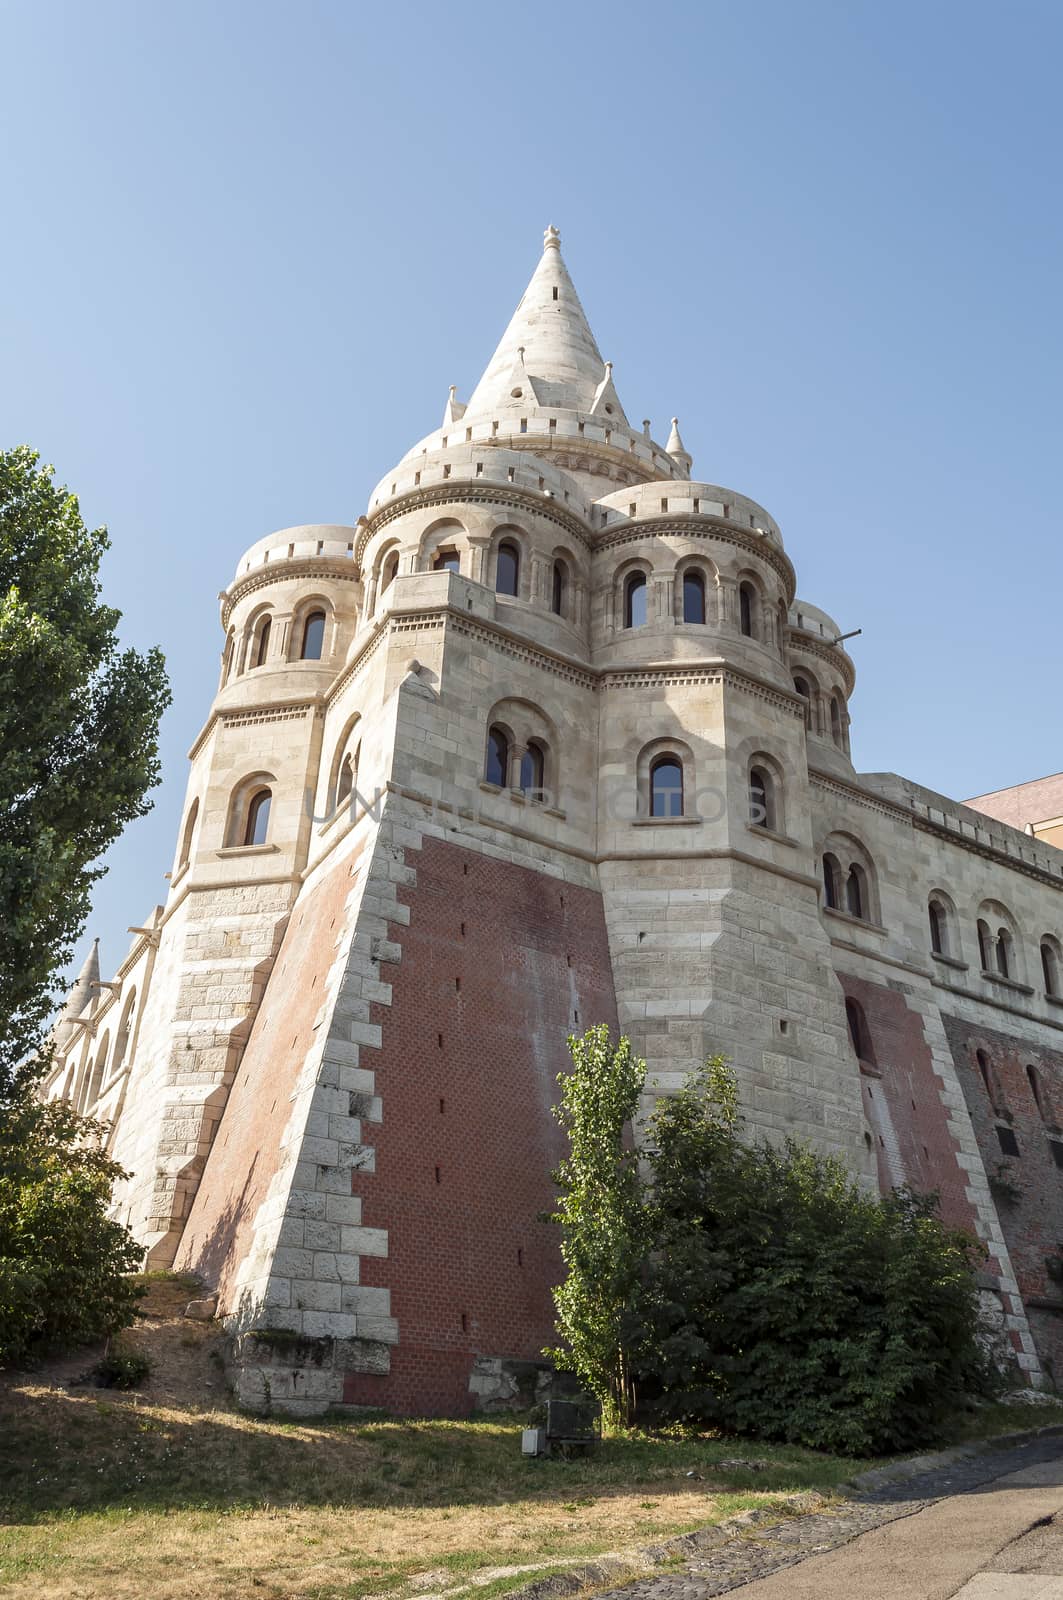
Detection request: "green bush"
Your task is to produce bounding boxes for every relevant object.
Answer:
[0,1094,144,1363]
[636,1068,1001,1455]
[548,1036,1001,1454]
[88,1347,151,1389]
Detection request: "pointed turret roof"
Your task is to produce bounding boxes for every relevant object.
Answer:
[52,937,100,1046]
[465,225,625,420]
[666,417,693,478]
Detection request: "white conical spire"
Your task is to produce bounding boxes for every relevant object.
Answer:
[666,417,693,478]
[52,937,100,1046]
[464,226,623,418]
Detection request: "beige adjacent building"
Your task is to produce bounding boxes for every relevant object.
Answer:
[968,774,1063,852]
[44,227,1063,1414]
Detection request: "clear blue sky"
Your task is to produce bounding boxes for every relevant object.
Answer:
[2,0,1061,983]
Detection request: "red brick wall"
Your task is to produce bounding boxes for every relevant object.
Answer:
[837,975,979,1236]
[344,836,619,1416]
[175,842,365,1304]
[941,1013,1063,1380]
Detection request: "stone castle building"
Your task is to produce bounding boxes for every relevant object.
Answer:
[44,226,1063,1413]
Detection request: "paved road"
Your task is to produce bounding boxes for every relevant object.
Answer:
[731,1448,1063,1598]
[590,1436,1063,1600]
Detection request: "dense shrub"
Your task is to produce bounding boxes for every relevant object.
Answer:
[0,1094,144,1362]
[549,1036,1000,1453]
[636,1067,1000,1454]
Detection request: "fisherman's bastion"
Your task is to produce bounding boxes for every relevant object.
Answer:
[42,227,1063,1415]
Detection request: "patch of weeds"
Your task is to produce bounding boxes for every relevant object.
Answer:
[88,1349,152,1390]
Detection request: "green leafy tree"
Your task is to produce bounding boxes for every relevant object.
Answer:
[0,1095,144,1361]
[0,446,170,1099]
[546,1025,648,1429]
[638,1063,999,1454]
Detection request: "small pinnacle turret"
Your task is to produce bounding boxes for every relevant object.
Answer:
[666,417,693,478]
[52,937,100,1046]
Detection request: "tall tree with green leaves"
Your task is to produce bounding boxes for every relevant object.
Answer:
[546,1025,649,1430]
[0,447,170,1101]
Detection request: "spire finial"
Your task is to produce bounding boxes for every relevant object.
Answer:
[543,223,561,252]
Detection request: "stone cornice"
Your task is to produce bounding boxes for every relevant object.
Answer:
[911,810,1063,895]
[810,768,913,822]
[787,628,857,695]
[188,699,319,761]
[221,558,360,629]
[360,482,595,562]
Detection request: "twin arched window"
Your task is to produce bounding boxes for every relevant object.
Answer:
[822,847,873,922]
[1042,939,1061,998]
[484,725,547,800]
[496,541,520,597]
[624,571,648,629]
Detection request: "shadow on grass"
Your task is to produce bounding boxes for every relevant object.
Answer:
[0,1382,859,1524]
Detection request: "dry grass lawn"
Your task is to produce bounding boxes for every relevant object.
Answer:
[1,1276,1059,1600]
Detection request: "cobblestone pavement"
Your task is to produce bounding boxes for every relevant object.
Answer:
[581,1435,1063,1600]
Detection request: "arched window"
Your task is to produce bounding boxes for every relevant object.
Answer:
[1042,940,1060,997]
[977,919,993,972]
[1027,1063,1047,1122]
[739,581,755,638]
[682,572,706,624]
[976,1048,1006,1114]
[929,899,947,957]
[222,633,235,684]
[822,853,841,910]
[846,865,866,920]
[552,561,567,617]
[382,551,400,589]
[83,1032,110,1112]
[830,694,844,747]
[178,798,199,874]
[485,725,509,787]
[996,927,1012,979]
[650,756,683,818]
[251,615,271,668]
[111,989,137,1078]
[495,541,520,597]
[433,548,460,574]
[300,610,326,660]
[243,788,272,847]
[749,765,775,831]
[624,572,647,629]
[845,998,874,1065]
[793,675,812,730]
[519,742,545,800]
[336,748,358,807]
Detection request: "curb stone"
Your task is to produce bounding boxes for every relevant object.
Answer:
[500,1424,1063,1600]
